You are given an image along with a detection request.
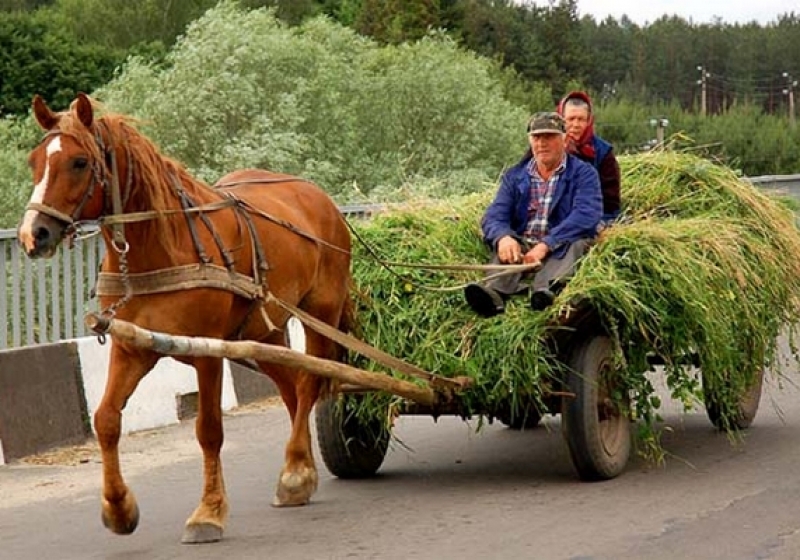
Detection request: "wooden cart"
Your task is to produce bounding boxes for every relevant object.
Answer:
[87,304,764,483]
[315,303,764,482]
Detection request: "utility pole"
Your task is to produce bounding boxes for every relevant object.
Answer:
[601,82,617,106]
[783,72,797,128]
[650,117,669,147]
[697,65,710,116]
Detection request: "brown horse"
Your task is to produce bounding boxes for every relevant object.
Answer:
[17,93,354,543]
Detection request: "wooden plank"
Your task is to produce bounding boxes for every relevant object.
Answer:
[85,314,438,407]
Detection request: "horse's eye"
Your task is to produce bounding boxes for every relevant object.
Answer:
[73,158,89,170]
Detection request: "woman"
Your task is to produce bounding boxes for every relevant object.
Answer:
[557,91,621,225]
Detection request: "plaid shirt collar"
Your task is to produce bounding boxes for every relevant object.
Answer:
[527,155,567,179]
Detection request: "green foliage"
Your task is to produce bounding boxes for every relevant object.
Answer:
[2,0,800,229]
[0,9,123,115]
[582,98,800,177]
[256,0,319,23]
[685,106,800,176]
[348,152,800,459]
[0,0,52,9]
[96,3,527,197]
[52,0,218,49]
[0,116,40,227]
[348,196,558,420]
[568,151,800,441]
[354,0,444,44]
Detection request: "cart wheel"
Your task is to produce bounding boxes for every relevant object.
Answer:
[498,406,542,430]
[315,395,389,479]
[703,368,764,430]
[562,335,631,481]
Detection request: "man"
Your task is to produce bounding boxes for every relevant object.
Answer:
[464,111,602,317]
[558,91,621,225]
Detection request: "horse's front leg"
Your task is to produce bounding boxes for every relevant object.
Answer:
[182,357,228,544]
[95,343,158,535]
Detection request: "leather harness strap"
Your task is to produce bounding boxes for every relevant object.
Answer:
[94,263,263,300]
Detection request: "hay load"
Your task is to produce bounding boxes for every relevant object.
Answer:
[347,151,800,446]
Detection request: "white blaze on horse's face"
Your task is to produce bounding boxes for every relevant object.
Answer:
[18,136,62,253]
[33,135,62,203]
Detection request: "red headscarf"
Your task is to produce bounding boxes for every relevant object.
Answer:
[557,91,596,160]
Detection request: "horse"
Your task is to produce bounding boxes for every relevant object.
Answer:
[17,92,354,543]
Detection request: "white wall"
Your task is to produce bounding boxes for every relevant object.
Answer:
[75,337,238,434]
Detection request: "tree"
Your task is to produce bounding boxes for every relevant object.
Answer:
[0,9,122,115]
[534,0,590,92]
[53,0,218,49]
[355,0,442,44]
[238,0,321,25]
[0,0,53,10]
[579,16,634,97]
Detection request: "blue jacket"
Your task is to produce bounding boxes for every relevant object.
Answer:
[481,153,602,259]
[590,136,612,170]
[589,136,620,223]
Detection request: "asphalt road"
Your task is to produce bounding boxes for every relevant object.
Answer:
[3,369,800,560]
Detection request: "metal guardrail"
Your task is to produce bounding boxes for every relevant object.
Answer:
[1,228,103,349]
[2,179,799,350]
[747,174,800,198]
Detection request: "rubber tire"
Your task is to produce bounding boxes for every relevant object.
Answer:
[562,335,631,481]
[315,395,389,479]
[704,368,764,430]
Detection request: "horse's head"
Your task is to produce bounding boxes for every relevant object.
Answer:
[18,93,107,258]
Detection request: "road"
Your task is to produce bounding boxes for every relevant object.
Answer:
[2,370,800,560]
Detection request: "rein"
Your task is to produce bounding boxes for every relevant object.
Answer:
[341,216,539,292]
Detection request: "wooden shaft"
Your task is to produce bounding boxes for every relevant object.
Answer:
[85,314,437,406]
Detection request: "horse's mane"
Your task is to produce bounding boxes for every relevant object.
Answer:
[57,106,219,257]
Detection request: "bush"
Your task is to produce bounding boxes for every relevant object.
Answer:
[96,3,528,199]
[0,115,41,228]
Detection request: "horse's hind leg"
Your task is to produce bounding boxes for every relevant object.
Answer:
[182,357,229,544]
[272,367,325,507]
[95,343,158,535]
[271,313,343,507]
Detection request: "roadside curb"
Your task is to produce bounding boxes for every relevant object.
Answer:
[0,338,278,464]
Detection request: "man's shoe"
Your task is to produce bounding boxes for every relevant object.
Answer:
[549,279,566,295]
[530,289,555,311]
[465,283,505,317]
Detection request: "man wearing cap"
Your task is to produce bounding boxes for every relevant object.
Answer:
[464,111,602,317]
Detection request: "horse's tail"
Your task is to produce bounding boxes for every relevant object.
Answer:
[321,280,358,399]
[338,287,356,336]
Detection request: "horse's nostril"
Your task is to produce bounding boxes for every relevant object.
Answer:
[34,226,50,243]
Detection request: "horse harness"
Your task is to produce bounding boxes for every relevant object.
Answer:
[26,126,528,394]
[94,178,466,391]
[28,127,330,340]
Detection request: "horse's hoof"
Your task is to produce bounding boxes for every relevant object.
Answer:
[182,522,223,544]
[272,469,317,507]
[272,493,310,507]
[101,499,140,535]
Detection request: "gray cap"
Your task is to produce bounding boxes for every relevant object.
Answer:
[527,111,566,135]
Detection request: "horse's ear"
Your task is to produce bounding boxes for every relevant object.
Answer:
[73,92,94,128]
[32,95,59,131]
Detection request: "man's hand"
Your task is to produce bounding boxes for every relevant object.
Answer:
[523,242,549,264]
[497,235,523,263]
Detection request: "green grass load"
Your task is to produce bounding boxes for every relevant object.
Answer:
[346,151,800,458]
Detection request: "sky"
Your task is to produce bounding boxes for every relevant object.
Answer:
[526,0,797,26]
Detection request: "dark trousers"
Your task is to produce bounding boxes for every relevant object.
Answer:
[484,238,592,296]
